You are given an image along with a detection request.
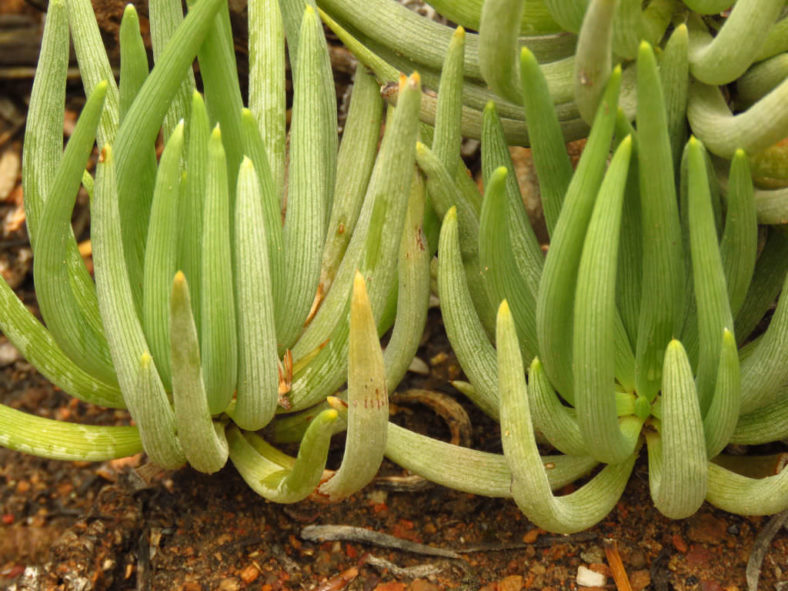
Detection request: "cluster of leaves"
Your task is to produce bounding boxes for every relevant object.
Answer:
[1,0,787,533]
[309,0,788,531]
[0,0,431,504]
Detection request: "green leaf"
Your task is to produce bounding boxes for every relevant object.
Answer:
[119,5,149,122]
[687,77,788,158]
[611,0,643,60]
[736,53,788,107]
[720,150,758,318]
[437,208,498,418]
[432,26,465,174]
[536,68,621,403]
[658,24,689,171]
[424,0,564,34]
[66,0,120,146]
[416,143,478,260]
[201,126,238,414]
[574,136,640,464]
[239,108,285,345]
[187,0,245,195]
[232,158,279,430]
[686,137,735,414]
[319,66,383,296]
[381,172,431,392]
[734,228,788,344]
[479,166,538,361]
[279,5,336,348]
[647,340,707,519]
[527,358,587,457]
[227,411,337,503]
[0,404,141,461]
[573,0,616,124]
[519,47,573,236]
[93,144,183,468]
[687,1,784,85]
[498,301,636,534]
[481,102,543,306]
[249,0,286,195]
[178,91,210,335]
[543,0,587,33]
[318,273,387,500]
[142,121,185,391]
[634,42,684,402]
[149,0,195,140]
[729,387,788,445]
[170,272,229,473]
[0,277,123,407]
[702,330,741,458]
[385,423,597,498]
[33,81,116,384]
[739,267,788,413]
[614,111,642,351]
[706,461,788,515]
[479,0,525,103]
[23,0,67,247]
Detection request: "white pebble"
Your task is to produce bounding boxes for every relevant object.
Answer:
[576,565,606,587]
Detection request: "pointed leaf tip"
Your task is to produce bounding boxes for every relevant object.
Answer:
[498,299,511,318]
[326,396,347,411]
[667,339,683,352]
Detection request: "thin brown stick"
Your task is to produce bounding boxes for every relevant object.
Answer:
[604,538,633,591]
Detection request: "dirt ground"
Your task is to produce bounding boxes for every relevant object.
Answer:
[0,310,786,590]
[0,0,786,589]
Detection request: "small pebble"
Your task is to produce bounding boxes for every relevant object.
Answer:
[0,340,21,367]
[407,356,430,375]
[239,564,259,584]
[217,577,240,591]
[576,565,606,587]
[580,546,605,564]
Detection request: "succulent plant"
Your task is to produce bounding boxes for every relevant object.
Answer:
[314,0,788,183]
[315,5,788,532]
[0,0,430,503]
